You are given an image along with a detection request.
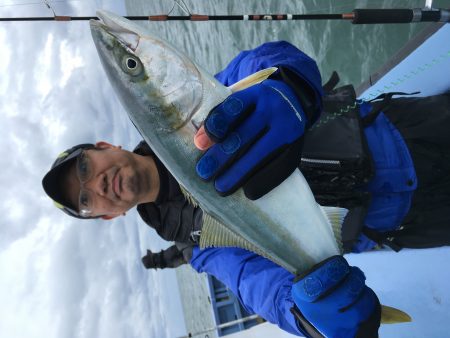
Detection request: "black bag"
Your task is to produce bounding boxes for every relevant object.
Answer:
[300,83,375,252]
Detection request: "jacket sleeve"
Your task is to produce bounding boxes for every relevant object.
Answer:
[215,41,323,103]
[142,245,187,269]
[190,246,303,336]
[157,199,203,242]
[161,245,188,268]
[138,198,203,243]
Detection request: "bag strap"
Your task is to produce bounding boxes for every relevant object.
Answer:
[361,91,420,127]
[362,227,403,252]
[322,71,340,93]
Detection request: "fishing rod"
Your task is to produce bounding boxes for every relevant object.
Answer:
[0,8,449,23]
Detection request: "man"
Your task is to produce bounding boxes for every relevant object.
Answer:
[42,41,449,336]
[42,142,381,337]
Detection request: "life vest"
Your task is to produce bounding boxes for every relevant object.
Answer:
[301,74,420,252]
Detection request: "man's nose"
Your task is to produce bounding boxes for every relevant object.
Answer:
[84,173,107,196]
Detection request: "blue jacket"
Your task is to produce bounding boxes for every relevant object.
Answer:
[358,101,416,251]
[191,246,301,335]
[190,41,416,334]
[216,41,416,252]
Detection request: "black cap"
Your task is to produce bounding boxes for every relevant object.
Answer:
[42,143,95,219]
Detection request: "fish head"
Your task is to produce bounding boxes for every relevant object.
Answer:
[90,10,205,132]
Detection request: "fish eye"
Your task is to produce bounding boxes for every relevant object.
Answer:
[127,58,137,69]
[122,55,143,76]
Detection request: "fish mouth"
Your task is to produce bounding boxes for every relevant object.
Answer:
[90,10,204,131]
[90,10,141,52]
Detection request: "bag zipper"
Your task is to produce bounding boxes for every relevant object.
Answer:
[300,157,341,169]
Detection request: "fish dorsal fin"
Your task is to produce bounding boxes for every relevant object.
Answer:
[321,206,348,253]
[228,67,278,93]
[381,305,412,324]
[200,211,264,254]
[180,185,293,270]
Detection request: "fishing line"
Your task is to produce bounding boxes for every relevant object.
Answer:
[43,0,56,16]
[360,49,450,100]
[167,0,191,16]
[0,0,81,8]
[312,47,450,126]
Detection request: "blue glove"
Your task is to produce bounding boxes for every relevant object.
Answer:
[196,77,308,200]
[291,256,381,338]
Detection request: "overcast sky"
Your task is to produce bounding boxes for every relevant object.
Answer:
[0,1,186,338]
[1,1,450,338]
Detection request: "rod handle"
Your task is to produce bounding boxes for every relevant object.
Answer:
[351,8,447,24]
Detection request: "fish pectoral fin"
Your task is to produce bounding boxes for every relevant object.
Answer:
[381,305,412,324]
[228,67,278,93]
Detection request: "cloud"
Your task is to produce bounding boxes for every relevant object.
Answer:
[0,2,185,338]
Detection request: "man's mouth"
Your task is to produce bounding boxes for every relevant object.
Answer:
[113,171,121,198]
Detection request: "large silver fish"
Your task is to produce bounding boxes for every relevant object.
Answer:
[89,10,345,275]
[89,11,413,324]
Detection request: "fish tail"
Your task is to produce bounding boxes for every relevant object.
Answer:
[381,305,412,324]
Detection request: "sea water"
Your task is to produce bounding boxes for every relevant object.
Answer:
[123,0,446,86]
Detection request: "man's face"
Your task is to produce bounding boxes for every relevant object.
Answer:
[64,142,157,219]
